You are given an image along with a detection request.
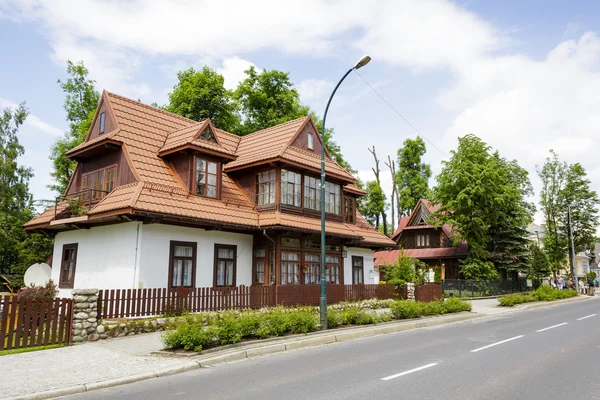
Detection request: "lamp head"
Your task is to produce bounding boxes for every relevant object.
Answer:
[353,55,371,70]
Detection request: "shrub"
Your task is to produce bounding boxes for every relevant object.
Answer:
[499,286,577,307]
[391,300,421,319]
[16,280,57,300]
[287,311,319,334]
[442,297,472,313]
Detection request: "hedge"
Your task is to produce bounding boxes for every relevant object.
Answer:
[162,298,472,352]
[499,285,578,307]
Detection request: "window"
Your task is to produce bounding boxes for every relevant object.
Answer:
[254,248,266,284]
[281,237,301,248]
[344,197,355,223]
[195,157,218,198]
[214,244,236,287]
[416,234,430,248]
[105,167,116,193]
[169,241,196,288]
[307,132,314,150]
[99,112,105,134]
[281,169,301,207]
[304,253,320,284]
[256,170,276,205]
[80,166,117,202]
[281,251,300,285]
[303,176,320,210]
[325,255,341,284]
[325,182,341,214]
[59,243,78,289]
[352,256,364,284]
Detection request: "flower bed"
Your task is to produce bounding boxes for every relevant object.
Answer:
[162,298,471,352]
[499,285,578,307]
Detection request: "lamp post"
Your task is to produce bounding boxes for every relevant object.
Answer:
[320,55,371,330]
[568,204,579,293]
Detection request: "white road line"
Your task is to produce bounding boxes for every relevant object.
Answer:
[470,335,524,353]
[381,363,439,381]
[577,314,597,321]
[536,322,568,332]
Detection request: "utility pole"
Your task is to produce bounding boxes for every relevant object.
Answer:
[568,204,579,293]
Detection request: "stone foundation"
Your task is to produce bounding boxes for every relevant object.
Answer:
[71,288,100,343]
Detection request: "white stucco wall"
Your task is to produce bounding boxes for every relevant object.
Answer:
[52,222,141,297]
[344,247,378,285]
[138,224,253,288]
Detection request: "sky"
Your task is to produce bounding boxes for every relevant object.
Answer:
[1,0,600,229]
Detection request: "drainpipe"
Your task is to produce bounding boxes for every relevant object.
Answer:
[133,222,141,289]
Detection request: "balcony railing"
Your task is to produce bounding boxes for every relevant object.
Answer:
[54,189,110,220]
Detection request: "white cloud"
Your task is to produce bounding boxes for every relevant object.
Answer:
[297,79,334,101]
[217,57,259,90]
[0,97,63,136]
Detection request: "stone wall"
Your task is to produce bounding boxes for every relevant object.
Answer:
[405,283,415,301]
[71,289,101,343]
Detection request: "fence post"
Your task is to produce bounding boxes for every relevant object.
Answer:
[71,289,100,343]
[471,281,474,298]
[458,279,462,297]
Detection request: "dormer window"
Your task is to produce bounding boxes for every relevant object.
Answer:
[99,112,105,134]
[307,132,314,150]
[195,157,218,198]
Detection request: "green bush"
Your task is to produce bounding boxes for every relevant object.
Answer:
[442,297,472,313]
[162,298,473,351]
[499,286,578,307]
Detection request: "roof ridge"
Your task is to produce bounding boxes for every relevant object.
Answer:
[105,91,197,125]
[242,116,308,138]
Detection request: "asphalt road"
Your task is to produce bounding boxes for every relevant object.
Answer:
[66,298,600,400]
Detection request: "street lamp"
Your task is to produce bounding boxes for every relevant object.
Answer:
[319,55,371,330]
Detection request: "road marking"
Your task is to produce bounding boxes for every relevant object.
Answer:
[577,314,596,321]
[536,322,567,332]
[381,363,439,381]
[470,335,524,353]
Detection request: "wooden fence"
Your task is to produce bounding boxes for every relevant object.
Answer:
[97,284,400,320]
[415,283,443,302]
[0,295,74,351]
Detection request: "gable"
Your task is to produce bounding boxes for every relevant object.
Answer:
[407,201,430,226]
[196,125,217,143]
[291,122,322,154]
[87,97,116,141]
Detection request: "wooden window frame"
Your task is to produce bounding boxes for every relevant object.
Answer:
[303,175,320,211]
[80,164,118,203]
[352,256,364,285]
[307,132,314,150]
[280,169,302,207]
[168,241,197,289]
[256,169,276,205]
[99,112,105,134]
[416,234,430,248]
[253,246,267,285]
[59,243,78,289]
[324,181,341,215]
[214,244,237,287]
[344,196,355,224]
[193,156,220,199]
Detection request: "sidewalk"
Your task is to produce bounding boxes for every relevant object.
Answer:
[2,295,595,400]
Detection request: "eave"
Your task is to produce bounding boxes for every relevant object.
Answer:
[158,143,237,161]
[66,139,123,161]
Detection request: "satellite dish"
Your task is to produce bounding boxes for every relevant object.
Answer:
[24,263,52,287]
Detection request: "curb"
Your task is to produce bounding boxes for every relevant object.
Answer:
[3,312,481,400]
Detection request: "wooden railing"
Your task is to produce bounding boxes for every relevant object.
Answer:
[97,284,400,320]
[0,295,74,350]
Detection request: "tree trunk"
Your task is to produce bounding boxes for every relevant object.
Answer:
[369,146,387,235]
[385,155,398,234]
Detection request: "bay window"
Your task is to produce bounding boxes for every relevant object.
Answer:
[281,169,301,207]
[80,166,117,202]
[325,182,341,214]
[304,176,320,210]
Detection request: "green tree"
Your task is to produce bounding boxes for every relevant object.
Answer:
[50,61,100,194]
[396,137,431,216]
[432,134,533,280]
[235,67,309,135]
[362,180,386,229]
[167,66,240,132]
[538,150,600,272]
[0,104,53,287]
[529,243,551,278]
[380,251,425,291]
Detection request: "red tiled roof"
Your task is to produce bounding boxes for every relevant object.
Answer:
[374,244,468,266]
[159,120,240,159]
[344,183,367,196]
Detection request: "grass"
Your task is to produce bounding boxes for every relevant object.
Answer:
[499,285,578,307]
[0,344,64,356]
